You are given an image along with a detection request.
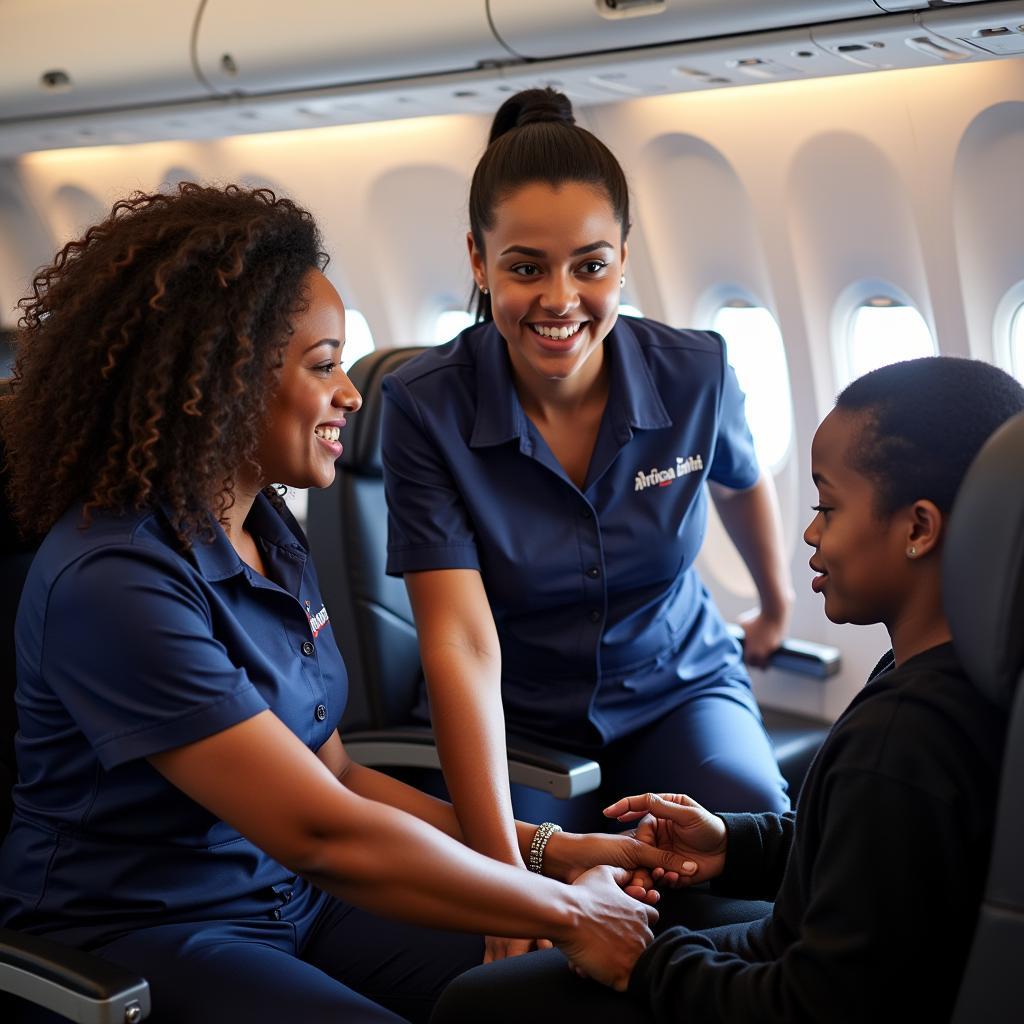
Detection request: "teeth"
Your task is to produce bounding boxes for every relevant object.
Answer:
[315,426,340,442]
[531,323,581,340]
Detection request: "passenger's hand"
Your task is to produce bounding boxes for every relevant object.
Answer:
[738,605,789,669]
[542,828,698,901]
[557,865,657,991]
[483,935,553,963]
[604,793,728,887]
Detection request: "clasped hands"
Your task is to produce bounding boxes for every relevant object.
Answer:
[485,792,728,981]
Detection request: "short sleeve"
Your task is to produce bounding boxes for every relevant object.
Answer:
[708,338,761,490]
[380,374,481,576]
[41,546,268,770]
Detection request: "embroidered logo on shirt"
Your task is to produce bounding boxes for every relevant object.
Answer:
[304,600,330,639]
[634,454,704,492]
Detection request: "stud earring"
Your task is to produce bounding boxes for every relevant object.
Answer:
[480,285,489,295]
[619,275,626,288]
[907,546,917,558]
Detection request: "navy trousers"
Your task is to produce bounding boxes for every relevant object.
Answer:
[88,878,484,1024]
[510,678,791,831]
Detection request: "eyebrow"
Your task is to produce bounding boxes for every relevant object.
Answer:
[498,241,616,258]
[811,472,831,487]
[304,338,341,354]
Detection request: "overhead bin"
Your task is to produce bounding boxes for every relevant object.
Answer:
[923,1,1024,57]
[487,0,887,61]
[0,0,208,122]
[195,0,508,97]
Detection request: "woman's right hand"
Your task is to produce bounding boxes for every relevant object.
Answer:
[556,865,658,991]
[604,793,728,887]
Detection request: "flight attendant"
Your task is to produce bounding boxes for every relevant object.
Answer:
[381,88,794,959]
[0,184,687,1023]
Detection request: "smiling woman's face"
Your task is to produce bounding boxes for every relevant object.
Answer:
[254,269,362,492]
[469,180,626,393]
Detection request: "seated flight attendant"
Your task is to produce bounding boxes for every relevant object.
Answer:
[380,88,793,959]
[433,356,1024,1024]
[0,184,685,1024]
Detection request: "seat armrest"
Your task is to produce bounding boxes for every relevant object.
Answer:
[727,625,841,679]
[0,926,149,1023]
[342,727,601,799]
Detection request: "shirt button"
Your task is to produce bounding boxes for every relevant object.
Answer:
[301,640,315,656]
[315,704,328,722]
[588,609,601,623]
[585,566,600,579]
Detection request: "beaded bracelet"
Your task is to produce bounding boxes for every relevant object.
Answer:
[527,821,562,874]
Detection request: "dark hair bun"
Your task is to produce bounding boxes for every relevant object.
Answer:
[488,88,575,144]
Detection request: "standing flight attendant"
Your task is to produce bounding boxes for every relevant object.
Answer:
[0,184,688,1023]
[381,89,794,960]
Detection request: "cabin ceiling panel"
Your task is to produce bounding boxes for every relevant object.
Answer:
[488,0,882,60]
[195,0,507,97]
[0,0,208,121]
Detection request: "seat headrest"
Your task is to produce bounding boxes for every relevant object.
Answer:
[942,411,1024,709]
[340,347,428,476]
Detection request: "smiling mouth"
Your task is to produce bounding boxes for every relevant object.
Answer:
[529,322,583,341]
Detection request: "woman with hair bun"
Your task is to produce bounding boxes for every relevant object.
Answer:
[381,88,794,961]
[0,183,692,1023]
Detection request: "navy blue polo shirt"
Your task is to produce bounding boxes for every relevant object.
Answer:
[381,317,760,745]
[0,493,346,946]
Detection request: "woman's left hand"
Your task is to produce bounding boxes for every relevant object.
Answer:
[738,606,789,668]
[541,828,697,902]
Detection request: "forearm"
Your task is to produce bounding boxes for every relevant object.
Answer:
[341,761,464,841]
[710,474,793,616]
[424,649,524,867]
[298,791,575,939]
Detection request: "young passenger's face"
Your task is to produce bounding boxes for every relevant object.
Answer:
[255,269,362,491]
[469,181,626,389]
[803,409,910,626]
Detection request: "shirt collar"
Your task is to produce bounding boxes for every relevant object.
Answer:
[470,322,529,449]
[469,318,671,449]
[161,491,307,583]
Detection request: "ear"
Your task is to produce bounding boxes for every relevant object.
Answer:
[620,239,629,274]
[906,499,944,559]
[467,232,486,290]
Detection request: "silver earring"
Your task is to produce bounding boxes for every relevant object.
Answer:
[907,546,917,558]
[619,275,626,288]
[480,285,489,295]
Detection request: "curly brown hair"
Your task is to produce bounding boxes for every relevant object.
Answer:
[0,182,327,546]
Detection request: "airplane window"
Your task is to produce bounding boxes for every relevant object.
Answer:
[1010,303,1024,384]
[845,296,936,385]
[433,308,474,344]
[343,309,375,372]
[618,304,643,318]
[711,301,793,471]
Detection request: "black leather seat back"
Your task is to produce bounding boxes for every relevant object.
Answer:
[945,411,1024,1022]
[1,378,38,836]
[306,348,428,731]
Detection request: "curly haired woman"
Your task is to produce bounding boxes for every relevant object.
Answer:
[0,184,688,1024]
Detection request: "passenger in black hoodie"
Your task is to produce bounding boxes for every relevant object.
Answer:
[432,355,1024,1024]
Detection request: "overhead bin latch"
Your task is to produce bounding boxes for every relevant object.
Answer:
[597,0,666,19]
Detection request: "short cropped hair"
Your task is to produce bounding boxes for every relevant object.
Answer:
[836,356,1024,516]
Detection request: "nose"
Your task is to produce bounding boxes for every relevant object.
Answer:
[334,370,362,413]
[540,271,580,316]
[802,512,820,549]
